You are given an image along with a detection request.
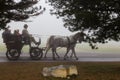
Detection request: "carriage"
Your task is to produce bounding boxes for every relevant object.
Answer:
[2,34,43,60]
[2,32,86,60]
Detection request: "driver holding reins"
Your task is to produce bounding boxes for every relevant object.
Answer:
[22,24,39,45]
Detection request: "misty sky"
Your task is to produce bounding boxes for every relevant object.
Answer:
[0,0,73,43]
[0,0,120,52]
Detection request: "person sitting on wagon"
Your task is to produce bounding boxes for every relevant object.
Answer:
[13,29,22,42]
[14,29,21,36]
[22,24,39,45]
[2,26,12,43]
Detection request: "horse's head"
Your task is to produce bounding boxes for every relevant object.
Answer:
[74,32,86,43]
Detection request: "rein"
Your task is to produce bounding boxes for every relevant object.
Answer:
[67,36,77,46]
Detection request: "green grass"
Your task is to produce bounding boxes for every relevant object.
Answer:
[74,43,120,54]
[0,62,120,80]
[0,43,6,52]
[0,44,30,53]
[1,42,120,54]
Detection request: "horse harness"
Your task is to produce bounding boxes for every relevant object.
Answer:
[66,37,76,47]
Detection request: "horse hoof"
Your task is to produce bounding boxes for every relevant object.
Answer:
[64,58,66,60]
[76,58,78,60]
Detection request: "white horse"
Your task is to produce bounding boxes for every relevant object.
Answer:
[44,32,85,60]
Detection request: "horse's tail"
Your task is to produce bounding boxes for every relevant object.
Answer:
[46,36,54,47]
[44,36,54,57]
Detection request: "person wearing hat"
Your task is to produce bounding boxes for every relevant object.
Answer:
[22,24,29,37]
[22,24,38,45]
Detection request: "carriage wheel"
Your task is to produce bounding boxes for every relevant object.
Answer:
[30,48,43,60]
[6,49,20,60]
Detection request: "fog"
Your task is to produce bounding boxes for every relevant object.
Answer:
[0,0,72,43]
[0,0,120,53]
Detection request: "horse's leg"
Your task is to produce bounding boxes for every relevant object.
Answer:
[70,46,75,58]
[70,52,74,58]
[52,48,56,60]
[55,48,60,58]
[64,47,70,60]
[72,48,78,60]
[44,46,50,58]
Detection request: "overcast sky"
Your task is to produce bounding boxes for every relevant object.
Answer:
[8,0,72,36]
[0,0,120,51]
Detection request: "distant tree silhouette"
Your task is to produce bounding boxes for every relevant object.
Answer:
[0,0,45,29]
[47,0,120,49]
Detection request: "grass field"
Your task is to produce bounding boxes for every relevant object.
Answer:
[0,62,120,80]
[1,42,120,53]
[0,42,120,80]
